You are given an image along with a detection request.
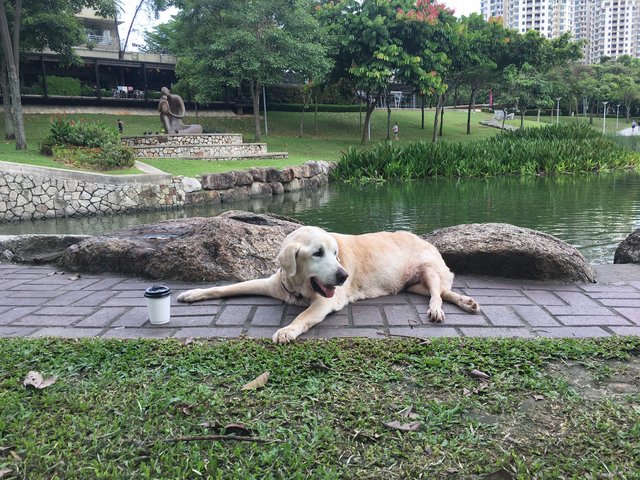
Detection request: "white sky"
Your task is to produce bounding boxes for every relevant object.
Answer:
[120,1,482,51]
[442,0,482,17]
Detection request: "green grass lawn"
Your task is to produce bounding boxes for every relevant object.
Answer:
[0,109,541,177]
[1,337,639,479]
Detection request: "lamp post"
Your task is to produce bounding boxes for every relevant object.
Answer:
[603,101,609,134]
[555,97,562,125]
[616,104,621,131]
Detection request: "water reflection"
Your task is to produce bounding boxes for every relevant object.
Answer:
[1,173,639,264]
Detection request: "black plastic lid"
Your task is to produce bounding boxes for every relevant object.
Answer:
[144,285,171,298]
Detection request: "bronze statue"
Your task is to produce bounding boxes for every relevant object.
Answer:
[158,86,203,134]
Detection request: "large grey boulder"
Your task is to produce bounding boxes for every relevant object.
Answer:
[614,229,640,264]
[58,211,301,282]
[0,234,89,264]
[423,223,596,283]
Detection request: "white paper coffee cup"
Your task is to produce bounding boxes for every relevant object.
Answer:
[144,285,171,325]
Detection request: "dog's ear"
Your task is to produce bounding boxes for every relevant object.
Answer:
[276,242,300,277]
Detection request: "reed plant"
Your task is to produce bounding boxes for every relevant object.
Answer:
[333,123,640,182]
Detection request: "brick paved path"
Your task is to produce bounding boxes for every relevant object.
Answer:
[1,263,639,340]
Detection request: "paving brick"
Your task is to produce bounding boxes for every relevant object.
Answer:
[383,305,420,326]
[547,306,614,316]
[251,305,286,326]
[580,284,639,293]
[422,313,488,326]
[216,305,252,326]
[512,305,561,327]
[7,290,62,298]
[307,327,381,339]
[8,283,63,292]
[112,280,156,290]
[0,307,39,324]
[110,307,148,327]
[554,291,601,307]
[81,277,129,291]
[102,327,176,339]
[170,305,218,317]
[523,290,566,306]
[174,327,244,338]
[352,306,384,327]
[535,327,611,338]
[556,316,632,326]
[12,315,81,327]
[388,327,459,338]
[31,327,103,338]
[56,278,103,290]
[70,290,116,307]
[44,291,95,306]
[75,307,127,327]
[153,316,214,328]
[598,298,640,308]
[462,278,525,289]
[0,326,37,337]
[471,296,534,306]
[483,306,525,327]
[460,327,536,338]
[0,296,48,307]
[245,327,276,338]
[609,326,640,336]
[356,295,409,305]
[101,294,147,307]
[614,308,640,325]
[34,306,96,316]
[464,289,528,297]
[584,291,640,299]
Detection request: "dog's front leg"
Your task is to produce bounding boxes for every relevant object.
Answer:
[178,276,283,303]
[272,299,338,344]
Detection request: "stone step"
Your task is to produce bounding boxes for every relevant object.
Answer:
[130,143,270,159]
[121,133,244,148]
[193,152,289,161]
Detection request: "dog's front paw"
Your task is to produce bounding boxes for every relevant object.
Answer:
[272,326,302,344]
[427,307,445,323]
[177,289,208,303]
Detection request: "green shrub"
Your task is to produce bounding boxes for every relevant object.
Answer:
[333,123,640,182]
[41,116,133,170]
[266,103,364,113]
[42,75,81,96]
[52,144,134,170]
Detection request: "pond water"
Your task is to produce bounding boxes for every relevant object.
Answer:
[2,173,639,264]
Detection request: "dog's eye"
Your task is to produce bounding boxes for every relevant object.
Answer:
[313,248,324,257]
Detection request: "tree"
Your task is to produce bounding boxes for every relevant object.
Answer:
[114,0,171,59]
[169,0,330,142]
[501,63,552,128]
[0,0,115,149]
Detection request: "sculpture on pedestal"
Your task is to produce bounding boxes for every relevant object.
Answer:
[158,86,203,134]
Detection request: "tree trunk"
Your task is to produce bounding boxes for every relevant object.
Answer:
[439,95,446,137]
[250,79,261,142]
[466,87,477,135]
[386,90,391,141]
[314,91,318,135]
[0,60,15,140]
[537,108,541,123]
[432,95,441,143]
[0,2,26,149]
[121,0,145,59]
[520,108,525,129]
[299,99,305,137]
[589,103,594,125]
[361,101,375,145]
[421,94,425,130]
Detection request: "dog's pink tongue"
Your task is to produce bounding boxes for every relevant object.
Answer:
[317,280,336,298]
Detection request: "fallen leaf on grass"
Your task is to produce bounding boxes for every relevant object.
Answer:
[397,405,419,420]
[23,371,57,389]
[222,423,253,436]
[468,369,491,380]
[309,361,331,372]
[0,468,12,479]
[484,468,514,480]
[383,420,421,432]
[241,371,270,390]
[532,394,545,401]
[9,451,21,461]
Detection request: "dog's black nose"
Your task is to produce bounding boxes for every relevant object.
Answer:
[335,269,349,286]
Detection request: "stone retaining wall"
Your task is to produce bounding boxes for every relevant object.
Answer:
[131,143,268,159]
[0,160,335,222]
[121,133,243,147]
[0,162,184,222]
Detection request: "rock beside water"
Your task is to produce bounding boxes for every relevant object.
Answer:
[423,223,596,283]
[614,229,640,264]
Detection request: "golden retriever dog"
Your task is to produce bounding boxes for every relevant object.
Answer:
[178,226,480,344]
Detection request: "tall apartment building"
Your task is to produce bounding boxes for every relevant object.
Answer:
[480,0,640,63]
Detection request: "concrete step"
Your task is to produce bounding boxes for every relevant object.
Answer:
[130,143,270,159]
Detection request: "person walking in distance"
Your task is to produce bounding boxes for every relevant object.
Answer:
[632,120,637,135]
[117,119,124,134]
[393,122,399,140]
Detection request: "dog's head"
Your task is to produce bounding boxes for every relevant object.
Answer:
[277,226,348,298]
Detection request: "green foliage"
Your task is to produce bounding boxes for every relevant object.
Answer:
[333,123,640,181]
[39,116,133,170]
[266,103,363,113]
[39,75,81,96]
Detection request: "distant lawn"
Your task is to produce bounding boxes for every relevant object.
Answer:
[1,337,639,479]
[0,109,543,176]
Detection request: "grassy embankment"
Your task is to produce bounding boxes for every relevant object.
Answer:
[0,109,534,176]
[1,336,639,479]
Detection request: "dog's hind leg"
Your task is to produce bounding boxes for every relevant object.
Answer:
[441,290,480,313]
